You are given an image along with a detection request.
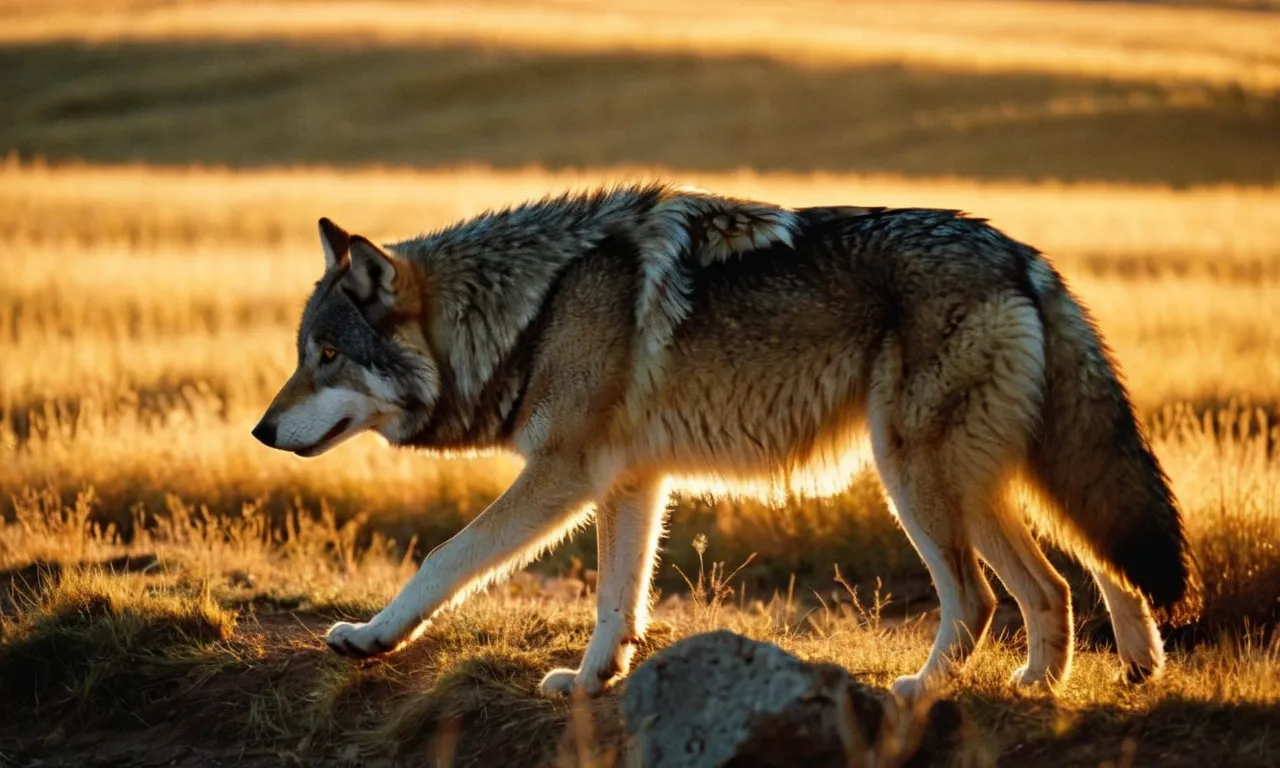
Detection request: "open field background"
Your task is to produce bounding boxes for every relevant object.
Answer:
[3,1,1280,766]
[2,0,1280,183]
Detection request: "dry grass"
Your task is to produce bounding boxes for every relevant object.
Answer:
[2,161,1280,764]
[3,0,1280,94]
[0,567,237,721]
[3,1,1280,762]
[5,164,1280,423]
[3,7,1277,184]
[2,501,1279,766]
[4,162,1280,597]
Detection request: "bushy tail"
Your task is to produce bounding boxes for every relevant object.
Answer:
[1025,257,1202,626]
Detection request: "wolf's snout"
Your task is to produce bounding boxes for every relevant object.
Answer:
[252,420,278,447]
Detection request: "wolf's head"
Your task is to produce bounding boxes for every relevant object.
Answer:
[252,218,440,457]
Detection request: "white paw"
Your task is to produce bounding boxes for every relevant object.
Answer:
[537,667,615,698]
[1010,664,1051,688]
[891,673,932,704]
[538,668,580,697]
[324,620,400,659]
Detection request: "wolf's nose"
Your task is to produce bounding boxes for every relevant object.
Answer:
[252,420,277,447]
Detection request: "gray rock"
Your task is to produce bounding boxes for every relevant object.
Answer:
[621,630,957,768]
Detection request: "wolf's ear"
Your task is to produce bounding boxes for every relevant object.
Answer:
[319,217,351,271]
[344,235,399,306]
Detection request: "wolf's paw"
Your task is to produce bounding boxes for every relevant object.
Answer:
[325,620,399,659]
[1115,644,1163,685]
[1009,664,1053,689]
[1120,660,1159,685]
[891,674,933,704]
[537,667,616,698]
[538,668,581,697]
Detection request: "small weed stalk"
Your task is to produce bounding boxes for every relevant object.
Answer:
[673,534,757,632]
[833,565,890,631]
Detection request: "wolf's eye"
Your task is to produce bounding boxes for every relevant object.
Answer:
[320,346,338,363]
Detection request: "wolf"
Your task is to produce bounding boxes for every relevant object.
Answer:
[252,182,1201,702]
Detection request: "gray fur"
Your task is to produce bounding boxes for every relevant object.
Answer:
[253,182,1201,702]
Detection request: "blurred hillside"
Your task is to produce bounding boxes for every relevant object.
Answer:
[1,0,1278,184]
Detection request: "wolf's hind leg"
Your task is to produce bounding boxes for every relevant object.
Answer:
[873,440,998,702]
[869,295,1044,702]
[1089,565,1165,683]
[325,454,597,659]
[965,498,1073,688]
[540,476,668,697]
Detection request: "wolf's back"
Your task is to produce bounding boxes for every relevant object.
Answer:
[1024,258,1202,625]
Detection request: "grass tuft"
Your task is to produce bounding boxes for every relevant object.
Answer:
[0,566,237,723]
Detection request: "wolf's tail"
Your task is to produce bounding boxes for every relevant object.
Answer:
[1024,256,1202,626]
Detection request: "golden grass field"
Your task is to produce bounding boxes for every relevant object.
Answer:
[2,1,1280,766]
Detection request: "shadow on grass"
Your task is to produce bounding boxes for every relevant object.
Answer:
[2,40,1278,185]
[970,693,1280,768]
[0,552,163,596]
[3,576,1277,768]
[0,568,236,725]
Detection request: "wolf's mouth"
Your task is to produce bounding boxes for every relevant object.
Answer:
[293,416,354,457]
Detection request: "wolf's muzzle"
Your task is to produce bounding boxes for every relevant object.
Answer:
[252,420,278,447]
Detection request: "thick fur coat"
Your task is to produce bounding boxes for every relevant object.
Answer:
[253,182,1201,701]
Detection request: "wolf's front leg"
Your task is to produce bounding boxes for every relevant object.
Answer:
[325,454,598,659]
[539,476,667,697]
